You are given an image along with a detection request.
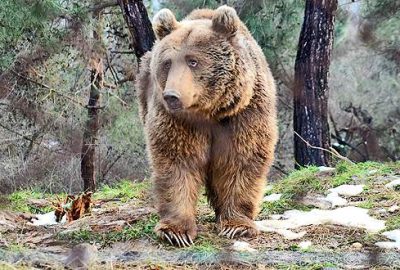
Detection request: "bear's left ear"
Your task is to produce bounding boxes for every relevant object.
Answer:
[212,5,239,35]
[153,9,179,40]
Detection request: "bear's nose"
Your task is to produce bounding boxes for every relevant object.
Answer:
[163,91,182,111]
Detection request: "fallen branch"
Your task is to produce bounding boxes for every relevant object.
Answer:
[294,131,354,164]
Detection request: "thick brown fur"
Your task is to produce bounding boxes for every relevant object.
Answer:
[136,6,278,246]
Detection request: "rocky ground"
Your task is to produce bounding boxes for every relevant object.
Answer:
[0,161,399,269]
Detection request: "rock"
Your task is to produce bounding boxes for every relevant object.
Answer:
[385,178,400,189]
[64,243,98,270]
[367,169,378,175]
[351,242,363,250]
[377,208,387,214]
[263,193,282,202]
[388,205,399,213]
[328,185,365,197]
[231,241,256,253]
[264,185,273,192]
[299,195,332,209]
[318,166,336,175]
[325,192,348,207]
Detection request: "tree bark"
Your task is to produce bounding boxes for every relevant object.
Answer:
[293,0,337,167]
[81,10,104,192]
[117,0,156,60]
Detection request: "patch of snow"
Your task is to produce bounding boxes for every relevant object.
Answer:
[270,214,283,220]
[318,184,365,209]
[298,241,312,250]
[256,206,385,239]
[256,225,306,240]
[232,241,256,252]
[263,193,282,202]
[329,184,364,196]
[385,178,400,189]
[375,230,400,250]
[324,192,347,207]
[30,211,66,226]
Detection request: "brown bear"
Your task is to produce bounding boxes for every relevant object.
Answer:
[136,6,278,247]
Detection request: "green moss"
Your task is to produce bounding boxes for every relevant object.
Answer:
[272,166,321,198]
[94,180,150,202]
[357,200,374,209]
[276,262,337,270]
[332,161,398,187]
[58,213,158,246]
[386,215,400,231]
[7,189,59,214]
[188,235,220,253]
[260,161,400,217]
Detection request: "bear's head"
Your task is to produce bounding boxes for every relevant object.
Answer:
[150,6,255,120]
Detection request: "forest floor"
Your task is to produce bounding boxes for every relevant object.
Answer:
[1,161,400,269]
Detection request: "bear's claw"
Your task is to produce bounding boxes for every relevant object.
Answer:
[160,230,194,247]
[218,224,258,239]
[218,226,247,239]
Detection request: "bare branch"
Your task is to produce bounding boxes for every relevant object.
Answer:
[294,131,354,164]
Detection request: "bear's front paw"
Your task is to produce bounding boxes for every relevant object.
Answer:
[155,222,196,247]
[217,220,259,239]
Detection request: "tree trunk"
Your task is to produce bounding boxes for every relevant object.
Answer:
[117,0,156,60]
[293,0,337,167]
[81,10,104,192]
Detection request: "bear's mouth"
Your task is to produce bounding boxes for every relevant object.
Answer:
[165,101,183,112]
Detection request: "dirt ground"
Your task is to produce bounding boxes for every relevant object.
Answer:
[1,164,400,269]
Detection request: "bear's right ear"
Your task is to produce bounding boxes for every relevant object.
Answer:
[153,9,179,40]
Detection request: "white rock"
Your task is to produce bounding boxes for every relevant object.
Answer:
[263,193,282,202]
[377,208,387,214]
[298,241,312,250]
[329,184,365,196]
[388,205,399,213]
[256,206,385,237]
[325,192,348,207]
[318,166,336,173]
[367,169,378,175]
[232,241,256,252]
[264,185,273,192]
[351,242,363,250]
[385,179,400,189]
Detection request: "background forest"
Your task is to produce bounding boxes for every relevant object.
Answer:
[0,0,399,194]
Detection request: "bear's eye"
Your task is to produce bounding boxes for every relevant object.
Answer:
[163,60,171,70]
[187,59,198,68]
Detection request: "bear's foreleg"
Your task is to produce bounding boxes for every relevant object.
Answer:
[208,167,267,239]
[153,168,204,247]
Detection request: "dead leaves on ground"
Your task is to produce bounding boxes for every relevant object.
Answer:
[53,192,93,223]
